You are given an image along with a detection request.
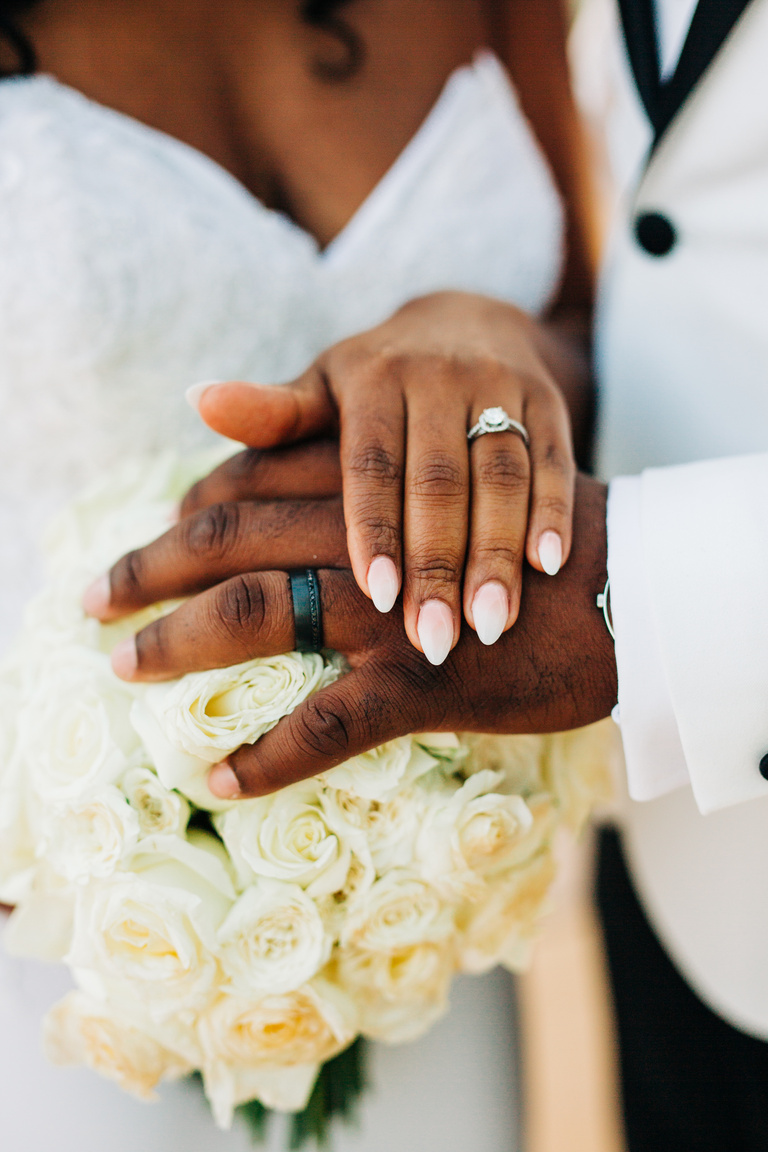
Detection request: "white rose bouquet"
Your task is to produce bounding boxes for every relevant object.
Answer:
[0,451,616,1145]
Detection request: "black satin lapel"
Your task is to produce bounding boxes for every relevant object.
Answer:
[618,0,755,152]
[617,0,662,132]
[655,0,754,143]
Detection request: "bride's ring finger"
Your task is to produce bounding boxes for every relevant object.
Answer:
[463,401,531,644]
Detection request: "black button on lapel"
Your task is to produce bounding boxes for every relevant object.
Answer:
[759,753,768,781]
[634,211,677,256]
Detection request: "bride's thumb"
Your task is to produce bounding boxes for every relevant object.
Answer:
[185,366,337,448]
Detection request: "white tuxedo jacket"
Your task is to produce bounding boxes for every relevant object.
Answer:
[572,0,768,1037]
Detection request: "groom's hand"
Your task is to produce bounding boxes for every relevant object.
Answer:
[89,476,616,797]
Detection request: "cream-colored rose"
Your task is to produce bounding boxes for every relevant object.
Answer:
[322,786,427,873]
[41,785,140,884]
[141,652,337,763]
[43,991,193,1101]
[120,766,190,837]
[66,843,233,1021]
[198,981,355,1125]
[459,733,548,795]
[334,940,454,1043]
[457,849,557,974]
[216,784,351,899]
[217,881,331,997]
[0,674,38,902]
[320,737,438,801]
[416,770,536,898]
[341,869,454,952]
[20,650,139,804]
[128,699,226,810]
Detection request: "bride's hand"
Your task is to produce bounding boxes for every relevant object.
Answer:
[186,291,576,664]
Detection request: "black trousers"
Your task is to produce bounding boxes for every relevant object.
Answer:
[595,826,768,1152]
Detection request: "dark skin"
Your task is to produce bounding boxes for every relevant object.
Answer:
[23,0,597,660]
[8,0,610,801]
[96,456,616,798]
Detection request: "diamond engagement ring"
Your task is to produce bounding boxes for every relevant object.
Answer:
[467,407,530,447]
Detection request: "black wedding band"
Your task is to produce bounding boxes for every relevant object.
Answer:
[289,569,324,653]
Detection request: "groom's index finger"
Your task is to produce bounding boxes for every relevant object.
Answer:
[85,498,349,621]
[111,568,390,683]
[180,441,342,519]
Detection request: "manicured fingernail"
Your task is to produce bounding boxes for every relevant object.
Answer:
[82,573,111,617]
[208,761,241,799]
[367,556,399,613]
[417,600,454,666]
[472,581,509,646]
[110,637,137,680]
[185,381,223,411]
[538,531,563,576]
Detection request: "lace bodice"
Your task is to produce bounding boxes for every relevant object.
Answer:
[0,51,563,645]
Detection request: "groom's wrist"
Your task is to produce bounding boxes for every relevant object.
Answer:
[509,474,617,733]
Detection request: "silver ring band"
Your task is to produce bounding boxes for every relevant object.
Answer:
[468,407,530,447]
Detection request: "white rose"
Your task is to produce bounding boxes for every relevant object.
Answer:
[457,849,557,974]
[41,785,140,884]
[67,843,233,1021]
[416,770,535,898]
[216,784,351,899]
[20,650,140,804]
[43,990,193,1101]
[320,737,437,801]
[341,869,454,952]
[0,674,38,902]
[322,786,426,873]
[334,940,454,1043]
[198,981,355,1126]
[120,766,190,837]
[141,652,337,763]
[460,733,548,794]
[128,699,226,811]
[217,881,331,997]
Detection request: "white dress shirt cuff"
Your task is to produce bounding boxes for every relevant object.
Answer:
[606,475,690,800]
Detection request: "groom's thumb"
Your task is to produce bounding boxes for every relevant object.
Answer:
[208,665,421,798]
[188,366,337,448]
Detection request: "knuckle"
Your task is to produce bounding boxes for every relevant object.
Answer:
[356,509,400,554]
[470,541,523,570]
[234,447,265,482]
[293,697,352,762]
[213,574,267,640]
[411,454,465,501]
[534,493,572,521]
[410,555,462,586]
[183,502,242,562]
[536,442,575,477]
[111,548,145,603]
[347,441,402,487]
[476,447,529,493]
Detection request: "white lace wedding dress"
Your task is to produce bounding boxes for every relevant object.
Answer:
[0,52,563,1151]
